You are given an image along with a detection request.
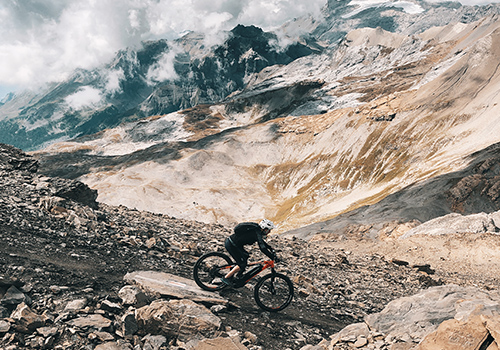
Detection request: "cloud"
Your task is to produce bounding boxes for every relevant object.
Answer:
[0,0,327,95]
[103,68,126,95]
[1,0,499,97]
[65,86,103,110]
[146,45,181,83]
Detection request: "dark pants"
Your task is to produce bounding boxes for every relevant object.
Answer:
[225,237,249,273]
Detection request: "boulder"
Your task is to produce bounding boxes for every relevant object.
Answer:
[135,299,221,339]
[10,302,47,333]
[416,315,490,350]
[124,271,227,305]
[365,285,500,342]
[401,212,498,238]
[49,177,98,209]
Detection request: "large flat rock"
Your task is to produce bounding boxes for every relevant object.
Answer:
[124,271,227,305]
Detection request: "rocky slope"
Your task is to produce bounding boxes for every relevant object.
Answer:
[6,144,499,350]
[3,145,500,350]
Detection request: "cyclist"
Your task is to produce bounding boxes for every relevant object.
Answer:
[222,219,278,286]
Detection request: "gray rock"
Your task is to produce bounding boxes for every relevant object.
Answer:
[0,319,10,333]
[124,271,227,305]
[330,322,370,344]
[401,212,498,238]
[142,334,167,350]
[1,285,30,305]
[66,314,113,330]
[365,284,500,342]
[118,286,150,307]
[64,298,88,311]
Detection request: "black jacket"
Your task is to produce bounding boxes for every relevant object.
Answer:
[229,222,276,259]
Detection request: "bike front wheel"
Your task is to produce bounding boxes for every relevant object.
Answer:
[193,252,233,291]
[254,273,294,312]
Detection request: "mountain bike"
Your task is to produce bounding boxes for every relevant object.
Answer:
[193,251,294,312]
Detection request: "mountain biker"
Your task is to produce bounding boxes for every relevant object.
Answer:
[222,219,278,286]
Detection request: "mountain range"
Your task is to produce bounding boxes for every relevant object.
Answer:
[3,0,500,234]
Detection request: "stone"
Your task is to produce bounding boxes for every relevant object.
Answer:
[210,304,227,314]
[118,285,150,307]
[0,319,11,333]
[330,322,370,344]
[94,340,133,350]
[142,334,167,350]
[124,271,227,305]
[416,315,489,350]
[401,212,498,238]
[135,299,221,339]
[1,285,30,305]
[365,285,500,342]
[64,298,88,311]
[243,331,258,344]
[299,346,325,350]
[121,312,138,336]
[36,326,59,337]
[485,315,500,345]
[354,335,368,347]
[66,314,113,330]
[94,331,115,341]
[10,302,47,333]
[185,336,248,350]
[50,177,98,209]
[101,300,123,314]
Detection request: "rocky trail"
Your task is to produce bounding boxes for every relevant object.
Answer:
[1,141,500,350]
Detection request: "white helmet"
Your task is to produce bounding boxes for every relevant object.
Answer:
[259,219,276,231]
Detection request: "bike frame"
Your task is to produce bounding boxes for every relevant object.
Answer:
[225,259,275,284]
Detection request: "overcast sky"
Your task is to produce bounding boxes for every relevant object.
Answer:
[0,0,499,100]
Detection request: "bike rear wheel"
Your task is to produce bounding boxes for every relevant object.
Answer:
[254,273,294,312]
[193,252,233,291]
